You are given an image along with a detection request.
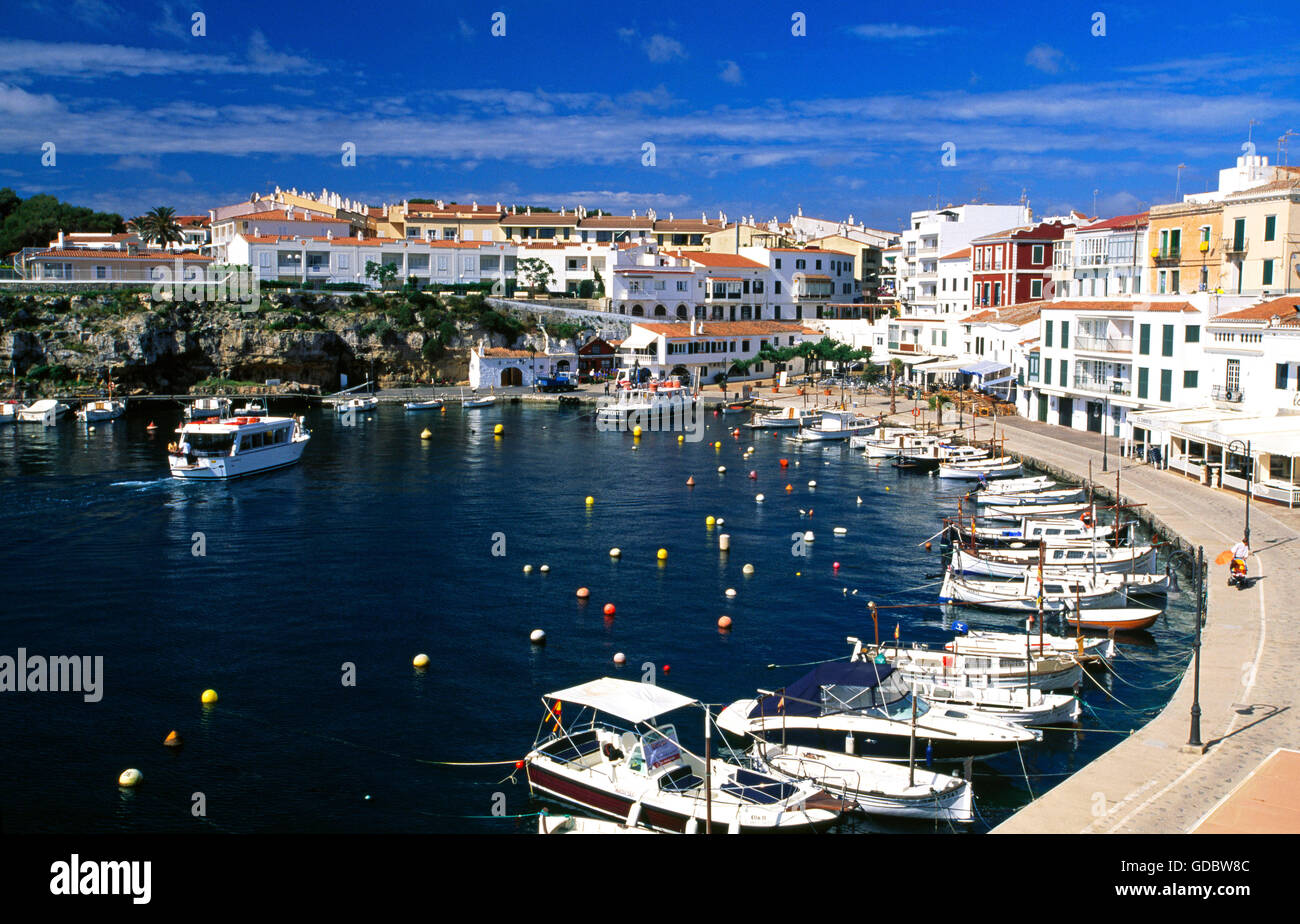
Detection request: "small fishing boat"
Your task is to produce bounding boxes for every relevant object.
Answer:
[462,393,497,409]
[232,399,268,417]
[951,544,1158,578]
[186,397,231,421]
[717,658,1038,763]
[751,744,974,824]
[523,677,843,833]
[939,458,1023,480]
[404,398,445,410]
[721,398,755,414]
[854,429,933,458]
[979,501,1090,520]
[938,570,1129,612]
[947,630,1114,663]
[168,415,310,479]
[790,409,878,442]
[951,517,1127,546]
[907,679,1082,727]
[17,399,69,424]
[859,637,1084,693]
[1064,607,1163,632]
[334,396,378,414]
[0,402,16,425]
[750,406,821,429]
[77,399,125,422]
[975,475,1056,494]
[971,487,1086,507]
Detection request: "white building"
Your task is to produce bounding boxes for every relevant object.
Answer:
[1052,212,1149,300]
[614,319,815,385]
[212,208,353,262]
[468,335,578,388]
[896,203,1029,317]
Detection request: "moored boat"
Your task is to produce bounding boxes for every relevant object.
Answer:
[186,397,231,421]
[907,678,1082,727]
[939,458,1023,480]
[790,409,878,442]
[0,402,16,425]
[979,500,1090,520]
[750,406,821,429]
[971,487,1086,507]
[950,544,1158,578]
[334,396,378,414]
[857,637,1084,693]
[17,399,70,425]
[404,398,445,410]
[524,677,843,833]
[1064,607,1163,632]
[938,569,1129,612]
[77,399,125,422]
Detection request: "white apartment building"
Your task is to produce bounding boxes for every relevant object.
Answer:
[739,247,856,322]
[212,209,354,262]
[1052,213,1149,299]
[613,319,814,384]
[937,248,972,315]
[896,203,1029,317]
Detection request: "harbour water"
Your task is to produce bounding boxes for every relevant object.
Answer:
[0,403,1196,833]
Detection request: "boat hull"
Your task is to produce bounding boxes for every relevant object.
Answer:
[169,439,308,480]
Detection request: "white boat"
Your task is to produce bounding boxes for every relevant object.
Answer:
[953,517,1125,546]
[857,637,1084,693]
[1064,607,1163,632]
[716,658,1038,763]
[17,399,69,425]
[168,414,310,480]
[186,397,231,421]
[537,811,660,834]
[939,458,1023,480]
[77,399,125,422]
[749,406,821,429]
[951,544,1158,578]
[938,570,1129,612]
[462,394,497,409]
[0,402,16,425]
[790,409,878,442]
[976,475,1056,494]
[979,501,1090,520]
[972,487,1085,506]
[334,396,378,414]
[404,398,445,410]
[947,630,1114,663]
[853,428,931,457]
[752,744,974,824]
[523,677,843,833]
[232,399,268,417]
[907,678,1082,727]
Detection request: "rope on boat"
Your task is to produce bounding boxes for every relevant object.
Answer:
[765,655,851,669]
[1100,658,1187,692]
[1014,741,1035,801]
[1078,665,1135,709]
[417,809,545,820]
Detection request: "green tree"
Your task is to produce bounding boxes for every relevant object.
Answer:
[0,192,124,254]
[517,257,555,294]
[365,259,398,290]
[130,206,184,249]
[889,358,904,415]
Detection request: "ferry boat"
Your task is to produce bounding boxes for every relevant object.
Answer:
[168,415,310,480]
[594,380,695,428]
[186,397,231,421]
[77,399,125,422]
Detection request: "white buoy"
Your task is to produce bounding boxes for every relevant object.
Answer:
[719,533,731,551]
[742,563,755,575]
[530,629,546,644]
[808,480,817,488]
[804,530,815,542]
[725,588,737,598]
[755,493,765,502]
[523,564,533,573]
[610,547,621,558]
[833,526,848,536]
[717,466,726,473]
[540,564,550,573]
[856,495,863,505]
[716,517,725,527]
[613,652,626,665]
[118,768,143,788]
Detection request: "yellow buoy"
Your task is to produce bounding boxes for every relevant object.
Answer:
[706,515,716,527]
[633,425,643,438]
[585,495,594,507]
[118,768,143,788]
[413,653,430,668]
[657,548,668,561]
[494,423,504,436]
[201,688,218,704]
[420,428,432,439]
[677,435,684,443]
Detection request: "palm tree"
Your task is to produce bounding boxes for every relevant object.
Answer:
[928,393,952,427]
[889,358,904,415]
[132,206,184,250]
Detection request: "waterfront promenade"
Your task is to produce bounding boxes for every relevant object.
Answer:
[785,388,1299,833]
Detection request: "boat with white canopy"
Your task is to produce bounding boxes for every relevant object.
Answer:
[77,399,125,422]
[523,677,843,833]
[857,637,1084,693]
[789,409,878,442]
[17,399,69,425]
[168,414,310,479]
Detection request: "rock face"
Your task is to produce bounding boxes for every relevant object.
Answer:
[0,290,543,393]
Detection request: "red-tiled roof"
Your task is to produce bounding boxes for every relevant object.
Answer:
[579,215,652,229]
[680,252,766,269]
[940,247,971,261]
[1079,212,1149,232]
[1211,297,1300,323]
[1038,299,1196,313]
[482,348,533,358]
[633,321,808,338]
[500,213,579,226]
[965,305,1042,326]
[220,209,349,224]
[31,249,211,261]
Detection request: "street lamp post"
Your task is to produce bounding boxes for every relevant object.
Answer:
[1187,546,1205,750]
[1227,439,1252,544]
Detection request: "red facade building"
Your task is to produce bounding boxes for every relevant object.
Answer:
[970,220,1073,310]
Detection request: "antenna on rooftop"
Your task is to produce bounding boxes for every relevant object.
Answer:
[1175,164,1187,199]
[1279,129,1298,167]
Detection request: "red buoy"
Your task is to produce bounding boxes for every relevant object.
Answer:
[603,603,616,616]
[662,664,670,673]
[779,458,789,468]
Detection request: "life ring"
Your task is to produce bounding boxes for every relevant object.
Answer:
[911,407,921,418]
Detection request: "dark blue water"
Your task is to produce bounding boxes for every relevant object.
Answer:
[0,404,1195,833]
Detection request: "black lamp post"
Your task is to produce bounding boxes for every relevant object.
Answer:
[1227,438,1252,544]
[1188,545,1205,749]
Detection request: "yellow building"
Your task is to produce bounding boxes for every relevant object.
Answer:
[1145,200,1222,296]
[1219,176,1300,296]
[701,222,792,253]
[402,201,506,243]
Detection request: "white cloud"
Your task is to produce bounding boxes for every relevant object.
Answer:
[0,82,61,117]
[719,60,743,85]
[644,34,686,63]
[1025,44,1068,74]
[0,36,321,78]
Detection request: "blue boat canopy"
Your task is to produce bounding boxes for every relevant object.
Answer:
[749,660,896,718]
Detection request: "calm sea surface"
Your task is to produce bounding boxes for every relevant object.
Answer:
[0,403,1195,833]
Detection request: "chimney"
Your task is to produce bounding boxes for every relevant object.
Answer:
[327,229,333,240]
[57,230,65,248]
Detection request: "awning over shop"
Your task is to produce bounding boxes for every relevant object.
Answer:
[980,375,1015,387]
[894,355,939,366]
[959,360,1011,377]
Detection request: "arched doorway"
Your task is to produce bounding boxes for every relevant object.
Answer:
[653,304,667,318]
[631,304,644,317]
[555,359,570,373]
[676,304,687,319]
[500,367,523,387]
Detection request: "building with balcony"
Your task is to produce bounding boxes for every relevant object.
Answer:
[737,246,856,321]
[613,319,816,384]
[402,201,506,242]
[971,220,1075,311]
[1053,212,1149,299]
[1218,177,1300,297]
[1201,295,1300,415]
[895,203,1028,318]
[210,207,356,262]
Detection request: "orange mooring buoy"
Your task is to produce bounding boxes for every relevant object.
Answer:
[146,421,157,430]
[686,476,695,486]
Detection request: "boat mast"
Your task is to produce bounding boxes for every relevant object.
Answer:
[703,706,712,834]
[907,682,918,787]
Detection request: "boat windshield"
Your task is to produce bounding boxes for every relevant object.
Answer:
[184,432,235,454]
[821,667,922,717]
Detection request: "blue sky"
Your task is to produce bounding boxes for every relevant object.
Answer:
[3,0,1300,230]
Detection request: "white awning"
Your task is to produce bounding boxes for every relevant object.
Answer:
[921,359,968,373]
[894,355,939,366]
[544,677,697,723]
